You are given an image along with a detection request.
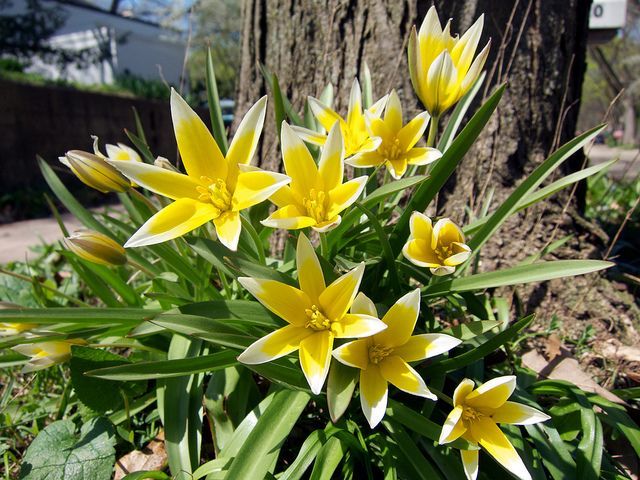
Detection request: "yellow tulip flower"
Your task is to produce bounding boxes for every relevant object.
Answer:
[237,233,387,394]
[333,289,460,427]
[103,142,142,163]
[0,323,37,337]
[402,212,471,276]
[59,150,131,193]
[107,90,290,251]
[12,339,87,373]
[292,79,387,159]
[64,230,127,266]
[439,376,550,480]
[408,6,490,117]
[262,122,367,232]
[346,90,442,179]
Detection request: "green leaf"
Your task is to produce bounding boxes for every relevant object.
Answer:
[87,350,238,381]
[422,260,613,297]
[383,421,442,480]
[125,129,155,164]
[151,314,253,350]
[259,63,304,126]
[272,73,287,137]
[20,417,116,480]
[206,48,229,155]
[429,315,534,375]
[466,124,606,256]
[327,360,358,422]
[122,472,171,480]
[224,389,310,480]
[179,300,281,328]
[0,307,158,324]
[442,320,501,341]
[309,436,346,480]
[278,429,338,480]
[391,84,505,252]
[69,346,145,412]
[362,62,373,109]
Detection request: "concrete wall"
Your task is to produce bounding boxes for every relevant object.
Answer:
[0,79,206,195]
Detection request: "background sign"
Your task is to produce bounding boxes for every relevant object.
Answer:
[590,0,627,29]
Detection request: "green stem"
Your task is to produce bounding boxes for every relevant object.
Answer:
[55,375,72,420]
[217,266,232,298]
[240,215,266,265]
[426,115,440,148]
[319,232,329,258]
[427,385,453,406]
[128,187,157,212]
[0,268,90,307]
[127,259,155,278]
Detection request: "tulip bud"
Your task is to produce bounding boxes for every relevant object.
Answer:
[60,150,131,193]
[64,230,127,266]
[12,338,87,372]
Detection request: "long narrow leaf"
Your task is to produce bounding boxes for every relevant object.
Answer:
[205,48,229,154]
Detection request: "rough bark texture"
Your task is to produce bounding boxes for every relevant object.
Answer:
[236,0,640,346]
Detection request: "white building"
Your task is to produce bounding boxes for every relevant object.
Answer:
[11,0,186,86]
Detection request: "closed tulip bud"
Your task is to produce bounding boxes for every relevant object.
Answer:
[60,150,131,193]
[12,339,87,372]
[408,6,490,117]
[0,322,37,336]
[64,230,127,266]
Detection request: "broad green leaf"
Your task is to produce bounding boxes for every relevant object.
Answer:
[587,393,640,458]
[525,423,577,480]
[87,349,237,380]
[391,84,505,252]
[206,48,229,154]
[178,300,281,328]
[428,315,534,375]
[224,389,310,480]
[249,359,310,391]
[69,346,145,411]
[327,360,358,422]
[466,124,605,256]
[20,417,116,480]
[151,313,253,350]
[422,260,613,297]
[383,421,442,480]
[278,428,340,480]
[442,320,501,341]
[309,436,346,480]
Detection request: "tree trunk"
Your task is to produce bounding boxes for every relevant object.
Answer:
[236,0,640,343]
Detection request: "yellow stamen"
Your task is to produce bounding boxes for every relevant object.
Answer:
[197,176,232,215]
[304,304,331,331]
[368,344,393,364]
[461,406,483,422]
[302,189,328,223]
[380,137,402,162]
[435,244,454,262]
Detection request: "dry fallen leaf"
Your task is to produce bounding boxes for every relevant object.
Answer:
[114,431,168,479]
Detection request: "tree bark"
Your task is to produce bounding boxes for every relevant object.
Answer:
[236,0,640,342]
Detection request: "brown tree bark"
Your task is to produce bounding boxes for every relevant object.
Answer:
[236,0,639,343]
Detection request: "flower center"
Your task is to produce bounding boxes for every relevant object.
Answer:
[461,406,483,422]
[304,305,331,331]
[435,244,454,262]
[197,176,232,215]
[368,344,393,364]
[379,138,402,162]
[302,189,328,223]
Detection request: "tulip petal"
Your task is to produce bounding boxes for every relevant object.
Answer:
[308,96,343,133]
[387,159,408,179]
[434,218,466,246]
[398,111,430,150]
[281,122,319,198]
[327,176,367,218]
[368,95,389,117]
[296,233,325,303]
[439,405,467,444]
[261,206,317,230]
[409,211,434,239]
[318,123,344,192]
[125,198,218,248]
[345,150,384,168]
[465,376,516,410]
[290,125,328,146]
[379,355,435,399]
[384,90,403,133]
[171,89,225,180]
[227,96,267,166]
[237,324,312,364]
[460,449,479,480]
[238,277,311,326]
[346,78,364,130]
[350,292,378,317]
[491,401,550,426]
[332,339,370,370]
[213,211,242,251]
[318,263,364,322]
[461,42,490,93]
[451,14,484,75]
[299,330,333,394]
[312,216,342,233]
[453,378,476,406]
[232,170,290,211]
[268,185,297,208]
[393,333,461,362]
[406,147,442,166]
[470,417,531,480]
[332,314,387,339]
[360,365,388,428]
[374,289,421,348]
[107,160,200,200]
[402,239,442,268]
